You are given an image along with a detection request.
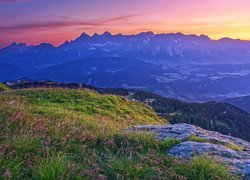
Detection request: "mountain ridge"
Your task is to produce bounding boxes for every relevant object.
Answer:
[223,96,250,113]
[3,31,248,49]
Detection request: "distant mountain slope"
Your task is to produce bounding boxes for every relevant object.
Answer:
[36,57,165,89]
[0,42,31,60]
[0,63,27,81]
[223,96,250,113]
[5,80,250,141]
[36,57,250,101]
[1,43,62,69]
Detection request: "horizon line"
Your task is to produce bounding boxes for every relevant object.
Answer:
[1,31,250,49]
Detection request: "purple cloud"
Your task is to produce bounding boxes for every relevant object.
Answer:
[0,0,32,4]
[0,14,138,32]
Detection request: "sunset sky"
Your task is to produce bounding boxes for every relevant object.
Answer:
[1,0,250,47]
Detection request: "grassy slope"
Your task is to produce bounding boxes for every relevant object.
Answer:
[6,81,250,141]
[0,83,9,92]
[0,88,236,179]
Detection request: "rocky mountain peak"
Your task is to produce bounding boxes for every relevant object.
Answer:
[33,43,55,51]
[136,31,155,37]
[102,31,112,36]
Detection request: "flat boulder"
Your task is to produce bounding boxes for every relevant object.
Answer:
[129,123,250,179]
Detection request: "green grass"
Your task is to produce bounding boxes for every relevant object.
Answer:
[188,134,243,152]
[102,157,154,179]
[15,89,164,128]
[12,132,42,156]
[34,154,71,180]
[0,83,9,92]
[189,135,208,143]
[159,138,181,152]
[0,88,237,179]
[225,143,243,151]
[175,156,239,180]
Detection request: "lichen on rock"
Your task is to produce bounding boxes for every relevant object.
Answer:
[129,123,250,179]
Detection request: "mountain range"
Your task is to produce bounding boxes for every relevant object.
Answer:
[1,32,250,101]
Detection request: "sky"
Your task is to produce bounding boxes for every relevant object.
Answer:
[1,0,250,47]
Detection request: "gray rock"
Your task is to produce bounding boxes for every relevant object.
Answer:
[129,123,250,179]
[169,141,244,159]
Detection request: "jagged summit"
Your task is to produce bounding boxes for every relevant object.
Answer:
[199,34,211,41]
[79,32,90,38]
[136,31,155,36]
[35,43,55,49]
[3,42,29,49]
[101,31,112,36]
[73,32,90,42]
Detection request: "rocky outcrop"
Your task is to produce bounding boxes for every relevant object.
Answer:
[129,123,250,179]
